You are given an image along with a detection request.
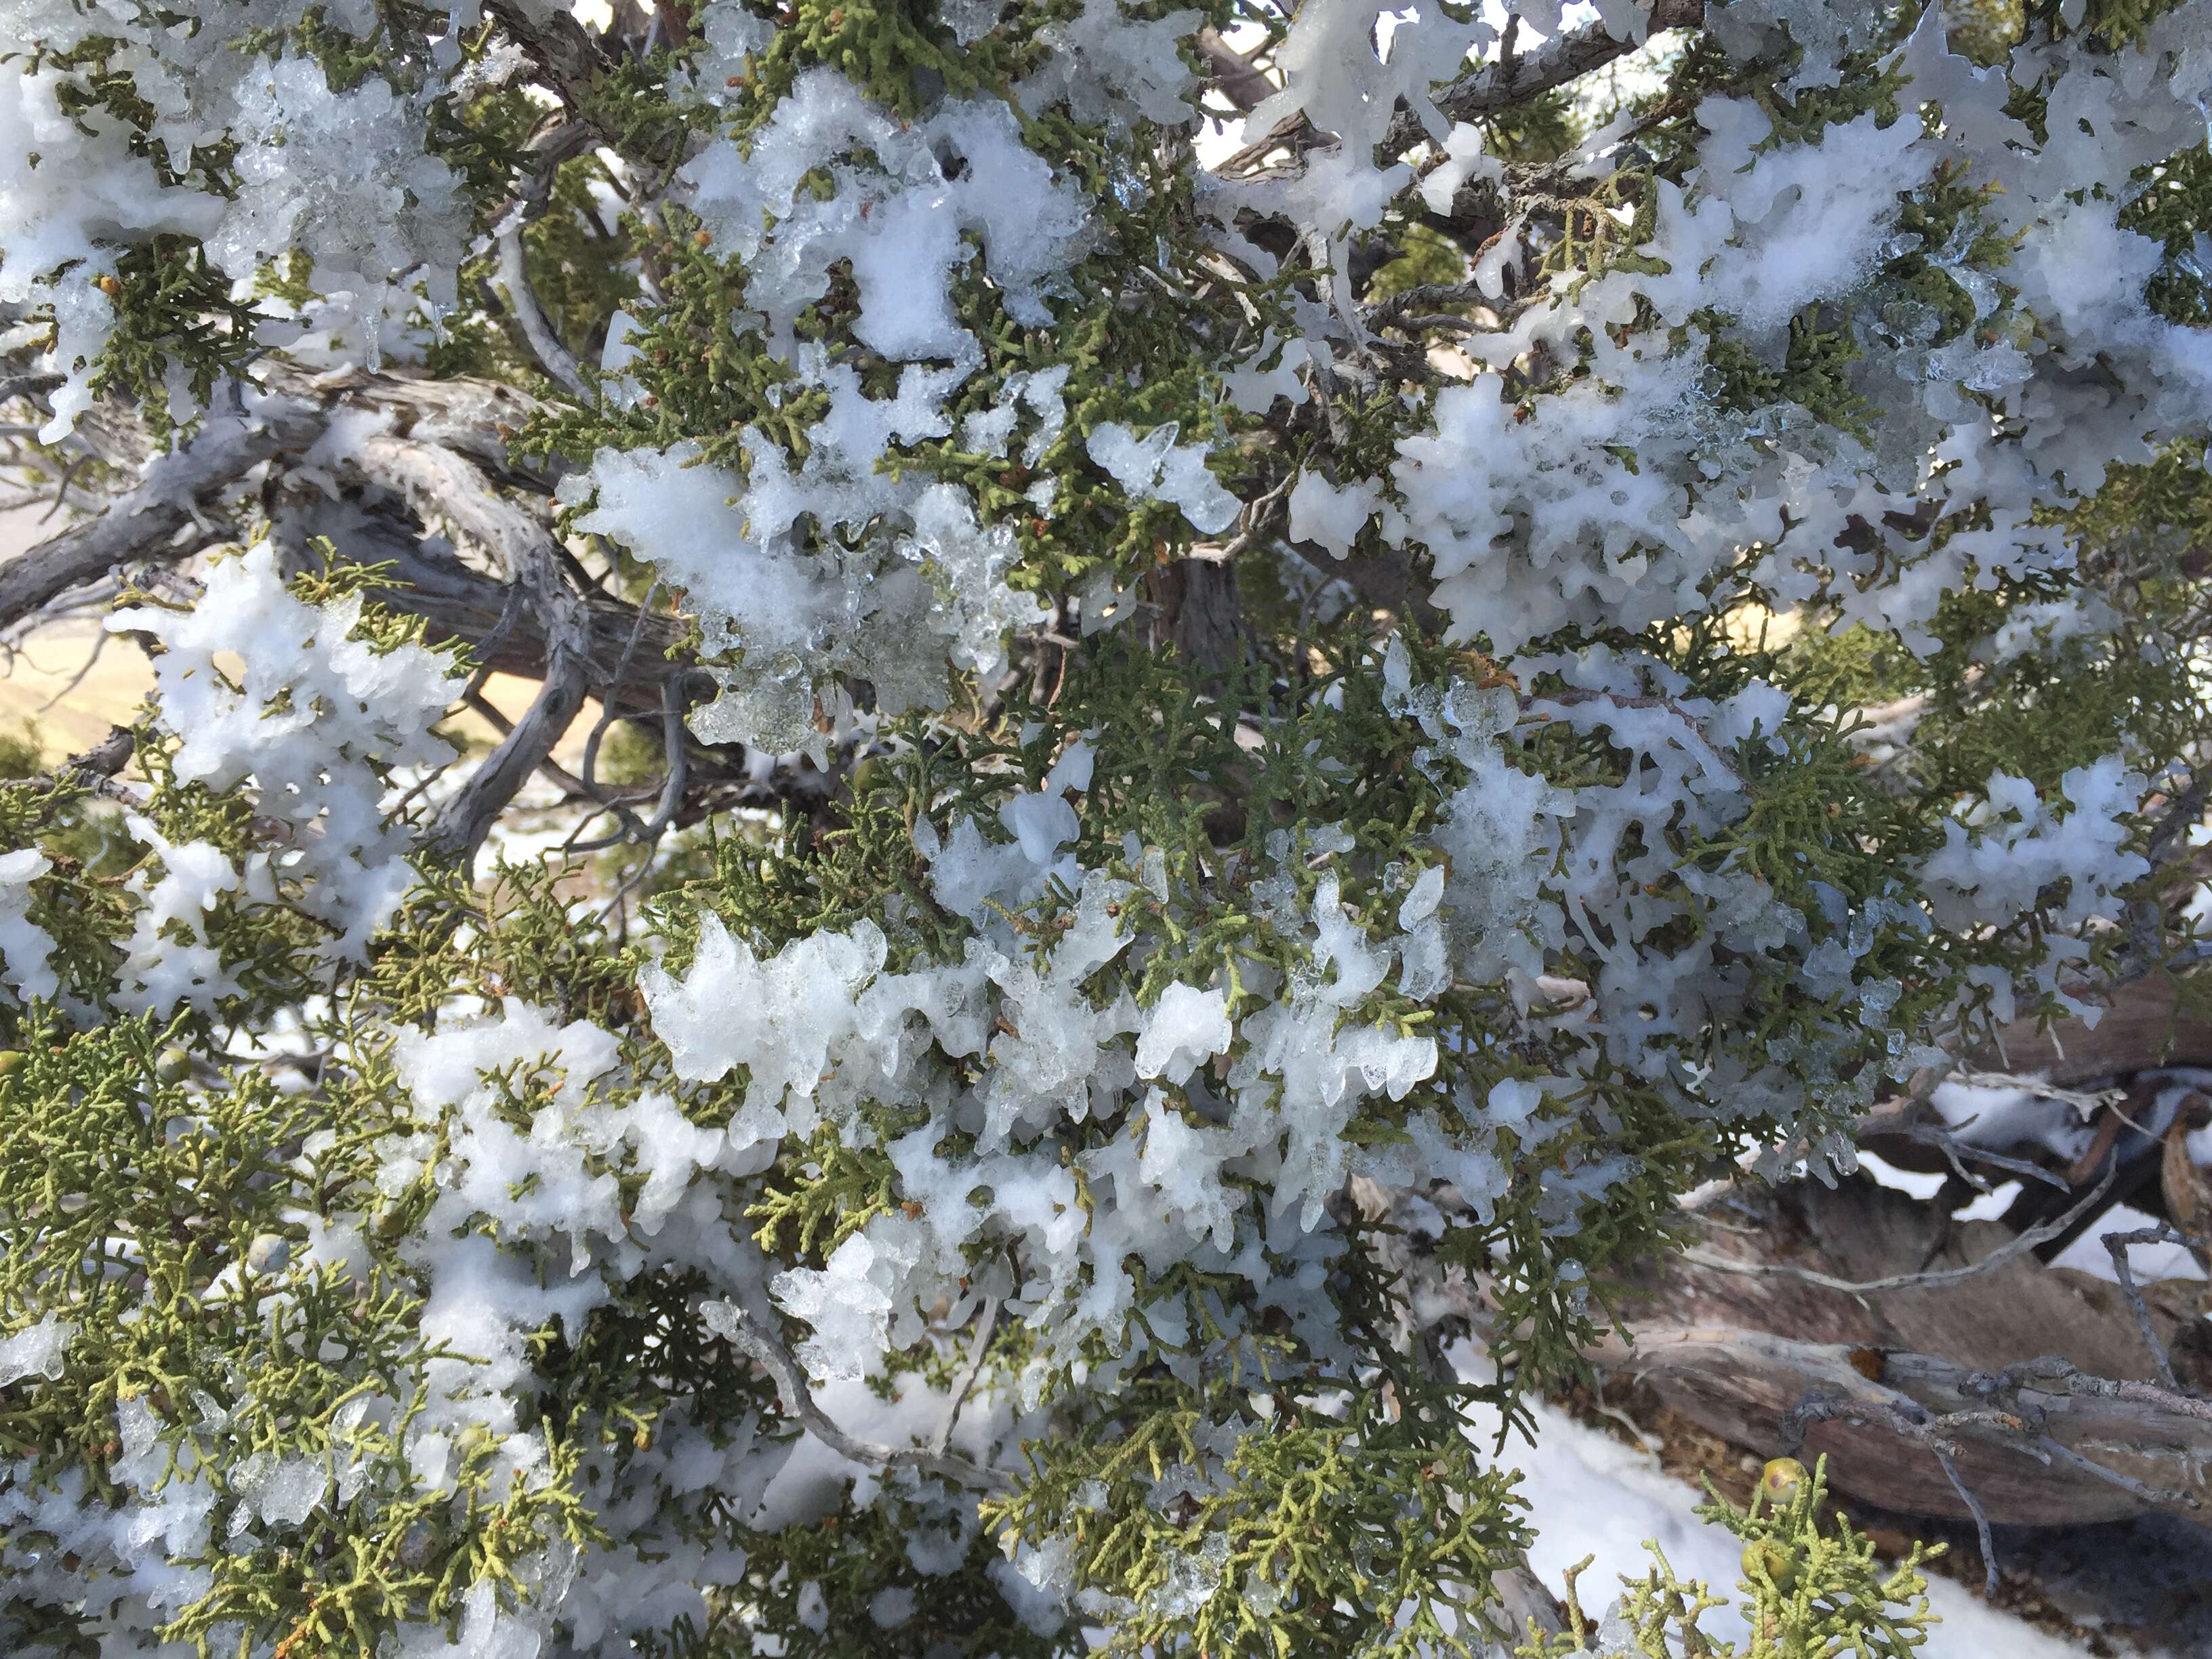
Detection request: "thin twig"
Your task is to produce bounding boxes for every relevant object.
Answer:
[1934,1444,2000,1598]
[1681,1163,2119,1295]
[1195,469,1299,565]
[930,1293,1002,1458]
[2100,1222,2208,1392]
[39,454,84,523]
[2034,1435,2196,1507]
[491,122,598,398]
[1878,1120,2074,1193]
[0,371,65,407]
[1780,1393,1999,1595]
[1959,1353,2210,1419]
[1378,0,1706,157]
[35,628,113,714]
[1951,1069,2121,1118]
[698,1298,1008,1490]
[497,222,589,398]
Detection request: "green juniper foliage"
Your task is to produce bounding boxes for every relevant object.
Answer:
[1520,1458,1942,1659]
[0,0,2208,1655]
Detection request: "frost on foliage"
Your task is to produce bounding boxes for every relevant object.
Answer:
[356,1000,785,1645]
[563,437,1049,758]
[644,800,1322,1382]
[116,817,248,1016]
[0,62,224,438]
[670,1,775,106]
[1288,470,1381,556]
[109,545,464,965]
[1921,758,2148,933]
[1228,9,2212,661]
[1017,0,1203,128]
[639,727,1491,1388]
[1706,0,1883,87]
[3,1,2207,1650]
[1086,422,1242,536]
[1919,757,2148,1018]
[0,1312,73,1386]
[682,68,1090,363]
[580,63,1105,751]
[0,848,60,1004]
[1242,0,1482,152]
[0,7,467,428]
[213,57,468,352]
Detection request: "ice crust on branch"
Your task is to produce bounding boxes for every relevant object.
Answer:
[0,0,2207,1652]
[2,3,467,428]
[108,546,465,974]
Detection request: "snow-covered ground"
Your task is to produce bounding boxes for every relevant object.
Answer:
[1450,1340,2103,1658]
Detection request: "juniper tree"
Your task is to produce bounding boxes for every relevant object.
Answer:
[0,0,2208,1653]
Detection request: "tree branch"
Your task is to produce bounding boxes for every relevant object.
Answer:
[2101,1222,2210,1392]
[1197,25,1274,113]
[349,437,596,863]
[486,0,613,125]
[930,1294,1002,1460]
[698,1298,1008,1490]
[1778,1391,2003,1595]
[1677,1162,2118,1296]
[1380,0,1707,159]
[1587,1323,2212,1525]
[0,399,325,630]
[493,122,599,399]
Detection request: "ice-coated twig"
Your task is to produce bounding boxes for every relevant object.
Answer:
[699,1298,1008,1490]
[1197,468,1299,566]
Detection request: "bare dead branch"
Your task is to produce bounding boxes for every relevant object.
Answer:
[1679,1163,2118,1296]
[1589,1323,2212,1525]
[0,399,325,630]
[1877,1120,2073,1193]
[493,122,599,399]
[486,0,614,126]
[496,228,590,398]
[1197,25,1274,112]
[2100,1221,2210,1391]
[345,435,604,859]
[1780,1391,2002,1595]
[0,371,64,407]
